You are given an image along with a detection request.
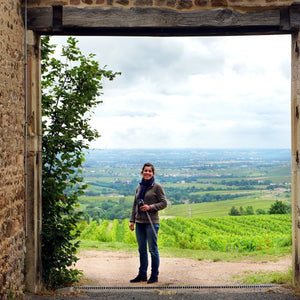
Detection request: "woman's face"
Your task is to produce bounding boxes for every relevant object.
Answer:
[142,166,154,181]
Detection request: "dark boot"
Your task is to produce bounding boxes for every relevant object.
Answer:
[147,276,158,284]
[130,275,147,283]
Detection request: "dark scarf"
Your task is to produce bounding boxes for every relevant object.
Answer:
[138,177,155,201]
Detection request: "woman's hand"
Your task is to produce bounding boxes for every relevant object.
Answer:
[129,222,135,231]
[140,204,150,212]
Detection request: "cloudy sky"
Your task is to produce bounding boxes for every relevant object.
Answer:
[52,35,291,149]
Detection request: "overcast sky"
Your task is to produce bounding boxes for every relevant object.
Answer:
[52,35,291,150]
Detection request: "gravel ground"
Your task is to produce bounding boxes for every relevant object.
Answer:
[26,250,300,299]
[75,250,291,287]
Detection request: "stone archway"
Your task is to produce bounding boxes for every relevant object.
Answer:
[25,0,300,291]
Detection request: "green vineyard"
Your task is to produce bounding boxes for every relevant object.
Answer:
[79,215,292,252]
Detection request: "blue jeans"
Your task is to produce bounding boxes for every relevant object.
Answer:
[135,222,160,278]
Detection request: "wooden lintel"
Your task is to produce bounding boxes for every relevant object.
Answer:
[63,7,280,27]
[290,8,300,29]
[53,6,63,32]
[27,7,53,31]
[26,6,300,36]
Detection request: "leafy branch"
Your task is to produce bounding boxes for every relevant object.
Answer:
[41,36,120,289]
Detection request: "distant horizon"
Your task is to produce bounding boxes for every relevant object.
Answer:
[82,147,291,168]
[88,147,291,150]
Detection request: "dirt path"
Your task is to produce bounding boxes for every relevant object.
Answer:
[75,250,291,287]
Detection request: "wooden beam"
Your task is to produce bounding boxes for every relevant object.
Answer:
[27,7,53,32]
[53,6,63,32]
[63,7,279,27]
[25,30,42,294]
[290,8,300,30]
[292,30,300,287]
[26,6,298,36]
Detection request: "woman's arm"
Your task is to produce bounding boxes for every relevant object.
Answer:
[130,186,139,223]
[150,183,167,211]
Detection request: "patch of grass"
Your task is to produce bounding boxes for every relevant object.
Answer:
[78,239,291,263]
[159,246,291,262]
[235,268,293,285]
[213,258,222,262]
[78,240,136,253]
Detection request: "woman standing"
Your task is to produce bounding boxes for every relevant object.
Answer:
[129,162,167,284]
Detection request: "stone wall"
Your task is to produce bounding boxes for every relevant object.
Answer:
[0,0,25,298]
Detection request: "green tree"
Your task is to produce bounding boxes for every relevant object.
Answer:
[41,36,120,288]
[229,206,241,216]
[256,208,266,215]
[239,206,244,215]
[268,200,288,214]
[245,206,254,215]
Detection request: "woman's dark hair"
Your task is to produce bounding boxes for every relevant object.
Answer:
[141,162,155,175]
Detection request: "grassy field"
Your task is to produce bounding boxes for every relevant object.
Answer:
[161,196,290,218]
[78,196,281,218]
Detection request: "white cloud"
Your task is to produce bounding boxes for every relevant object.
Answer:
[51,35,291,149]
